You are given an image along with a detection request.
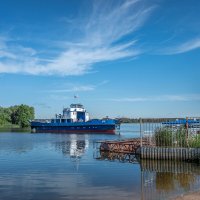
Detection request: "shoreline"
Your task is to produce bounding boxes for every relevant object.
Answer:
[0,127,31,132]
[172,190,200,200]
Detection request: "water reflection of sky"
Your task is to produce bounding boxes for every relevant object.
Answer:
[0,124,200,200]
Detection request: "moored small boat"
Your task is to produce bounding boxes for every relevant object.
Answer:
[31,103,120,134]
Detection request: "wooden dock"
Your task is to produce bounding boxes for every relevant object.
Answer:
[98,138,200,162]
[99,137,152,154]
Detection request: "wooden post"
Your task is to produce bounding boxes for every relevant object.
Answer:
[186,117,189,147]
[140,118,143,147]
[141,170,144,200]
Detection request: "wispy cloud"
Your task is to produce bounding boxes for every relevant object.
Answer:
[33,103,51,109]
[47,80,108,93]
[158,38,200,55]
[0,36,40,74]
[50,85,95,93]
[107,94,200,102]
[0,0,155,76]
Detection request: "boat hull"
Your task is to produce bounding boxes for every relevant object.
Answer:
[31,121,118,134]
[32,129,115,134]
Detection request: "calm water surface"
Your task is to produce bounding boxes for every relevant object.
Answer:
[0,124,200,200]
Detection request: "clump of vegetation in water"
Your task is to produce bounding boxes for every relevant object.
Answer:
[188,135,200,148]
[154,127,188,147]
[0,104,34,128]
[154,127,173,147]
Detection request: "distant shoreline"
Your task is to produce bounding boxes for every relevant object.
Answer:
[0,126,31,132]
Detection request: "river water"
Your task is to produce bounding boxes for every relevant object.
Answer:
[0,124,199,200]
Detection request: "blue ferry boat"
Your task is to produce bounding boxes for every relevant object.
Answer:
[162,119,200,127]
[31,103,120,134]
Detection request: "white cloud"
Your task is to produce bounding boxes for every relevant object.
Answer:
[50,86,95,93]
[0,0,155,76]
[47,80,108,93]
[0,36,40,74]
[107,94,200,102]
[0,50,16,59]
[158,38,200,55]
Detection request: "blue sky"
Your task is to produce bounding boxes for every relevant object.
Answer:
[0,0,200,118]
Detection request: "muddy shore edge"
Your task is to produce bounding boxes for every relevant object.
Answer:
[172,190,200,200]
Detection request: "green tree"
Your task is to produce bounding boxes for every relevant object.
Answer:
[10,105,20,124]
[0,105,34,127]
[0,107,11,125]
[14,104,34,128]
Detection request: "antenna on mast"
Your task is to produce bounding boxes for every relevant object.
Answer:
[74,94,79,103]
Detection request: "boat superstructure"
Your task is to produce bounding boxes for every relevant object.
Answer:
[55,103,90,123]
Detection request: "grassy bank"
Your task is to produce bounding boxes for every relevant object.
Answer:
[0,123,31,132]
[0,123,20,128]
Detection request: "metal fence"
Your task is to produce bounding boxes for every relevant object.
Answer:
[95,118,200,161]
[140,117,200,148]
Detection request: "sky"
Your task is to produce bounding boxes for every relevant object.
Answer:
[0,0,200,118]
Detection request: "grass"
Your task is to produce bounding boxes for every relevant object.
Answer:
[0,123,31,133]
[154,126,200,148]
[188,135,200,148]
[0,123,20,128]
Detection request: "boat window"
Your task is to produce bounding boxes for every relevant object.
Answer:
[70,104,84,108]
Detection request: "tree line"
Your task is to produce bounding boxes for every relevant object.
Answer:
[0,104,34,128]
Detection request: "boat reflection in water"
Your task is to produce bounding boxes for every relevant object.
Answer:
[54,134,89,158]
